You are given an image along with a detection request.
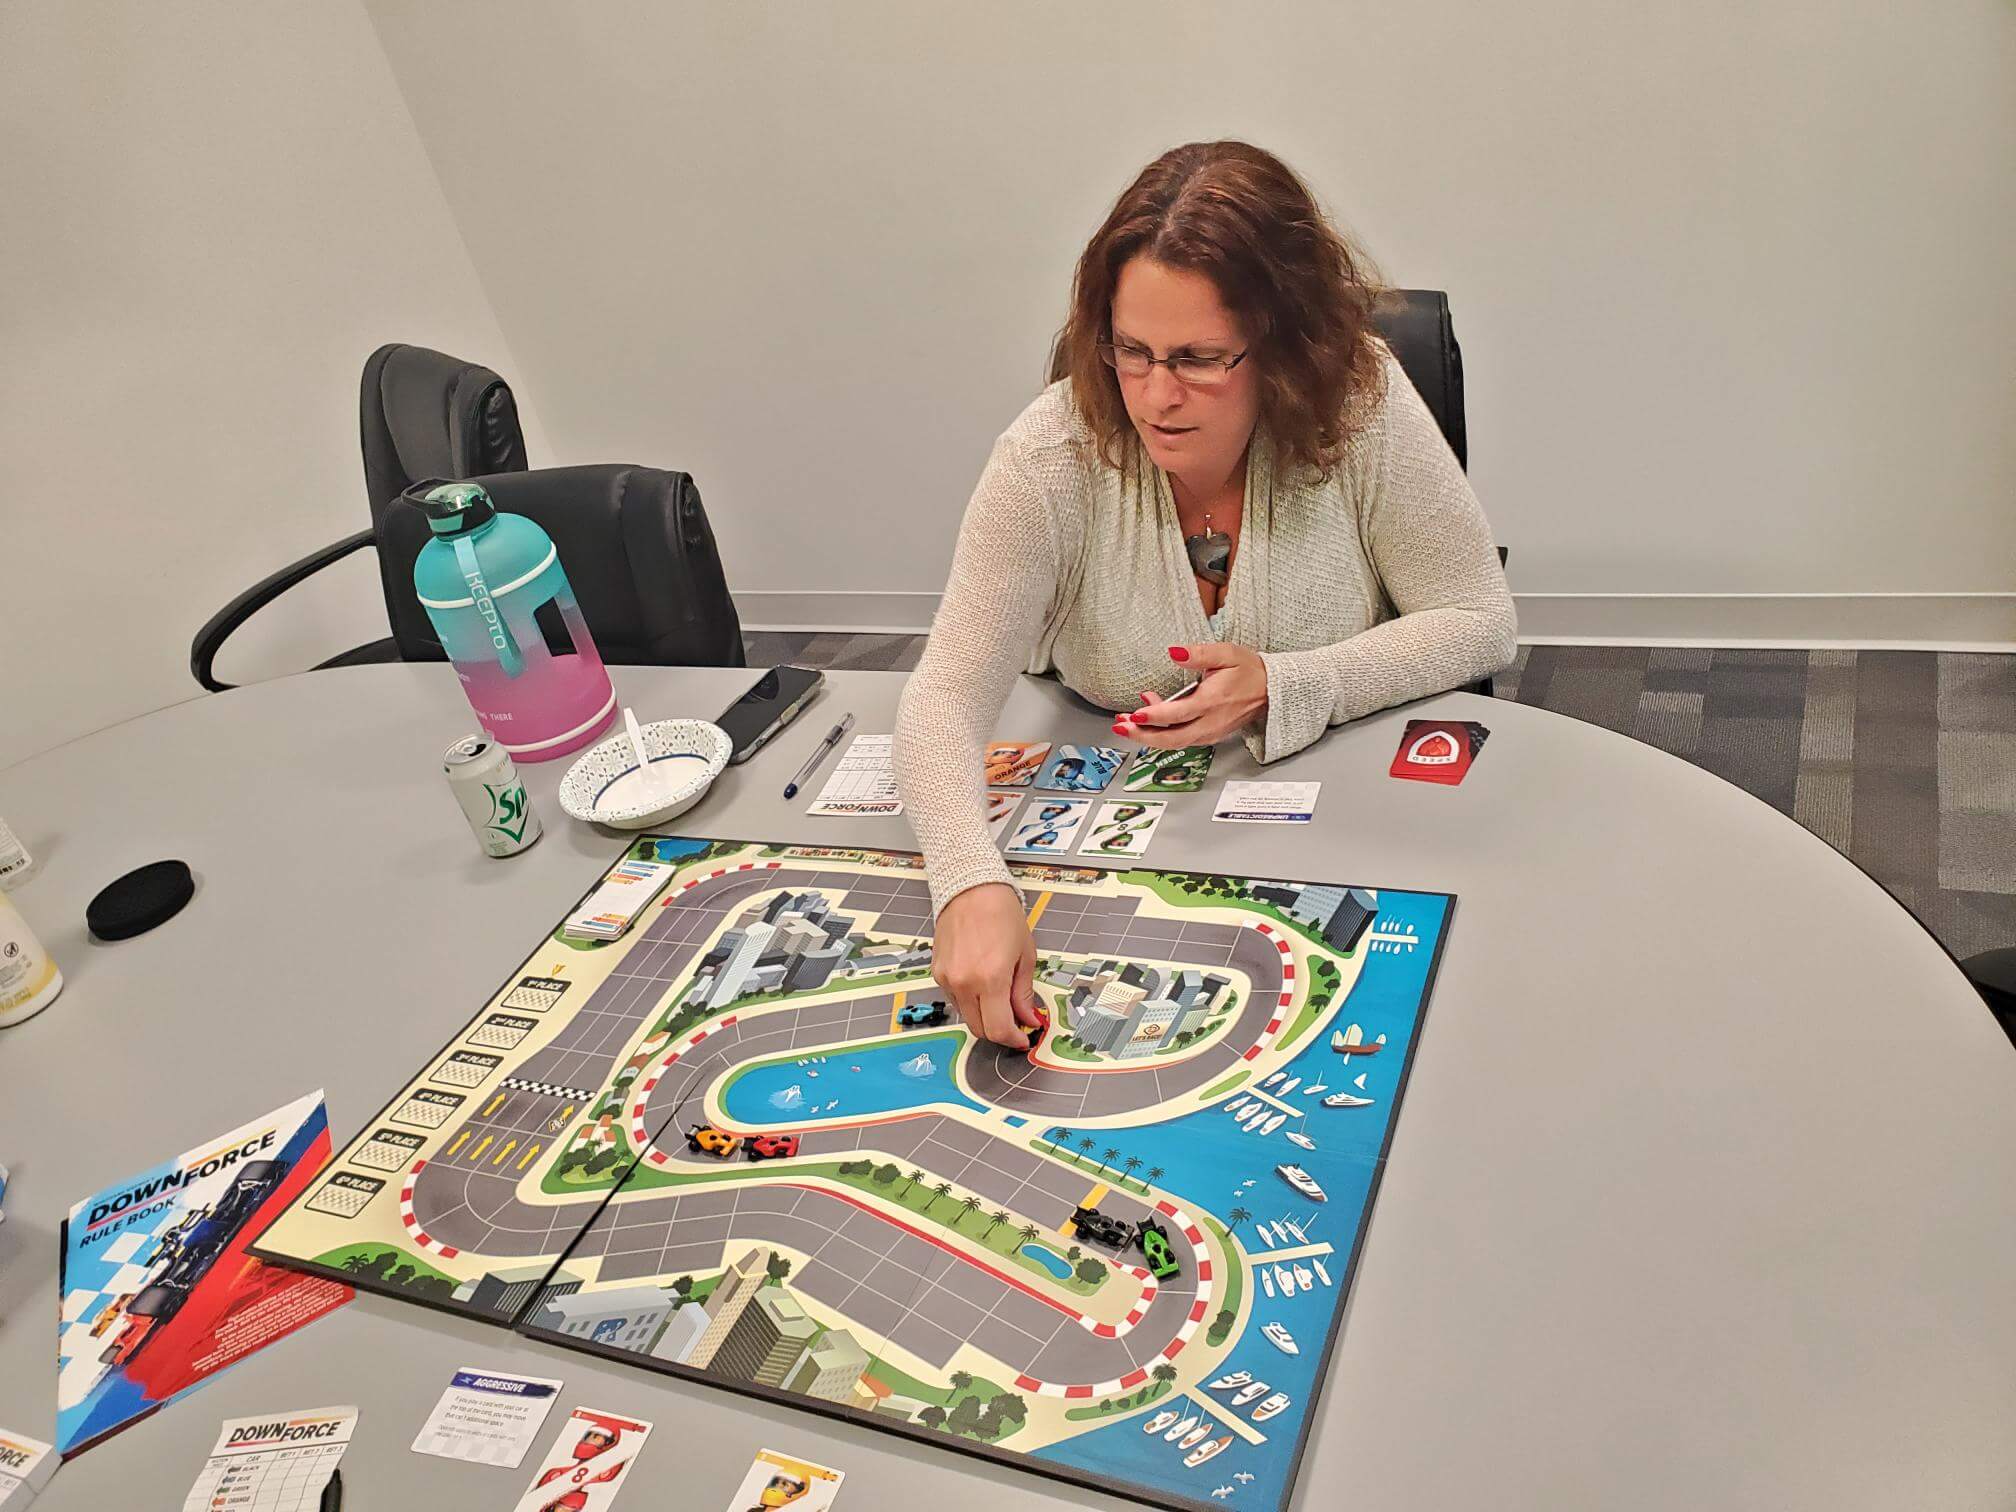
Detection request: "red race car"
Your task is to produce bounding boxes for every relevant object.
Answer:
[746,1133,801,1161]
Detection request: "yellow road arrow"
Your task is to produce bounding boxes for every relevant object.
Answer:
[1026,892,1053,928]
[517,1142,542,1171]
[469,1135,493,1163]
[492,1139,518,1167]
[445,1130,470,1158]
[480,1093,505,1117]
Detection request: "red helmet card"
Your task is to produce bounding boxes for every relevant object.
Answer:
[1390,719,1489,785]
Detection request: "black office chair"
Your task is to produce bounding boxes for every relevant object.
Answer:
[1962,948,2016,1047]
[191,346,744,689]
[1368,289,1508,697]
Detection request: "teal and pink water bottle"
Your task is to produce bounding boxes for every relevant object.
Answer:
[412,482,617,762]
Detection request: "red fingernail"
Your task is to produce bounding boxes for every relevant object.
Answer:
[1168,646,1189,663]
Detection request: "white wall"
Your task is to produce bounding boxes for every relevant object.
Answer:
[363,0,2016,642]
[0,1,543,769]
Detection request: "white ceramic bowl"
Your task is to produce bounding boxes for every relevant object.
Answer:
[558,718,732,830]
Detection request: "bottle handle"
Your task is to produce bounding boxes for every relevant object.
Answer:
[451,536,525,678]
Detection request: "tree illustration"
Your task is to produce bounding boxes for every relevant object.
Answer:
[765,1254,793,1286]
[930,1180,953,1212]
[1122,1155,1143,1184]
[983,1208,1010,1239]
[1228,1206,1251,1231]
[1077,1135,1096,1162]
[917,1405,947,1431]
[1100,1147,1121,1176]
[1153,1363,1178,1390]
[959,1193,982,1228]
[950,1370,974,1394]
[903,1167,924,1197]
[1146,1166,1164,1186]
[1017,1222,1039,1246]
[1065,1245,1082,1263]
[1074,1258,1104,1285]
[871,1163,899,1187]
[990,1393,1028,1430]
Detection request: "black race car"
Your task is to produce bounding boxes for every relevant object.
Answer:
[102,1159,289,1366]
[1070,1203,1131,1249]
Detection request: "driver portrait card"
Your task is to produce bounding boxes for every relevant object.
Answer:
[1389,719,1490,785]
[1082,799,1167,857]
[722,1447,845,1511]
[513,1408,652,1512]
[1006,798,1091,854]
[983,742,1051,788]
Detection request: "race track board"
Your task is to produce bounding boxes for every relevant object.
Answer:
[253,837,1452,1512]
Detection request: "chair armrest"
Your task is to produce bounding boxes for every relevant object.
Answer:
[190,529,377,692]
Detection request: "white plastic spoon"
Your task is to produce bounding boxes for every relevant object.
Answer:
[622,706,667,801]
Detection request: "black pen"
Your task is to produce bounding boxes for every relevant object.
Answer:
[783,713,856,799]
[320,1467,343,1512]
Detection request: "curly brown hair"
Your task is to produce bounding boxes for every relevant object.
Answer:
[1048,140,1387,481]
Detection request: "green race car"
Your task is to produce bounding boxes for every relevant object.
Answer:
[1134,1217,1181,1281]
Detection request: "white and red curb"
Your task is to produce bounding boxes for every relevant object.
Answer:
[1014,1201,1215,1399]
[398,1160,461,1260]
[630,1016,740,1160]
[1237,922,1297,1062]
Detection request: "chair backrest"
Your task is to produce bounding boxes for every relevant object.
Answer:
[376,464,746,668]
[361,344,532,653]
[1369,288,1468,471]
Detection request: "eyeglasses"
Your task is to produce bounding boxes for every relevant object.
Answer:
[1097,340,1249,388]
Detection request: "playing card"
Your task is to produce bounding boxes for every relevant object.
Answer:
[1006,798,1092,853]
[1213,781,1321,823]
[1389,719,1490,785]
[1122,744,1213,793]
[512,1408,652,1512]
[1081,800,1167,857]
[983,790,1024,845]
[1035,744,1125,792]
[721,1447,845,1511]
[983,742,1051,787]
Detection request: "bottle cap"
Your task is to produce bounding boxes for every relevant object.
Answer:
[417,480,497,535]
[86,860,196,941]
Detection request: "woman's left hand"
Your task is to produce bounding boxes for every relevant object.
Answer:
[1114,644,1269,748]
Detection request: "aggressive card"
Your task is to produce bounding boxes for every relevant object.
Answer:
[1122,744,1213,793]
[1082,799,1167,857]
[983,742,1051,788]
[1390,719,1490,785]
[1034,744,1125,793]
[1006,798,1092,854]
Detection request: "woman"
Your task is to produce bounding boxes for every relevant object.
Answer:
[894,140,1515,1049]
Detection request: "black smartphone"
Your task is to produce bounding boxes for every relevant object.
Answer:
[715,665,825,764]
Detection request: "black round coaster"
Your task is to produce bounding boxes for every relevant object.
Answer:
[87,859,195,941]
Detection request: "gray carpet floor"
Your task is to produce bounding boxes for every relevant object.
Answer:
[742,632,2016,965]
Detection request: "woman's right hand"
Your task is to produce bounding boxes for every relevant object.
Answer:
[932,882,1042,1049]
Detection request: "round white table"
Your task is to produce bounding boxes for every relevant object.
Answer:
[1,664,2011,1510]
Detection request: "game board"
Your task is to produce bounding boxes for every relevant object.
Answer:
[253,838,1452,1512]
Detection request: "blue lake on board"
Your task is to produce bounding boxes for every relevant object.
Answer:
[721,1030,985,1124]
[1019,1242,1073,1280]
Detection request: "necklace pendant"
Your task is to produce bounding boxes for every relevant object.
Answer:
[1185,527,1232,587]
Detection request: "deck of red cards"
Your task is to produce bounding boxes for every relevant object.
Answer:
[1390,719,1490,785]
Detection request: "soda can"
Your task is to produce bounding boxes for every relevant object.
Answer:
[444,734,542,858]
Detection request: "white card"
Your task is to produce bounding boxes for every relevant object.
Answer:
[410,1366,562,1469]
[1081,799,1168,857]
[564,860,677,939]
[807,734,903,816]
[1006,798,1092,853]
[179,1406,356,1512]
[1213,780,1322,823]
[513,1408,652,1512]
[722,1447,846,1511]
[0,1429,55,1508]
[984,790,1024,846]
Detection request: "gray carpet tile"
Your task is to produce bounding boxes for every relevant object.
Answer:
[745,632,2015,964]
